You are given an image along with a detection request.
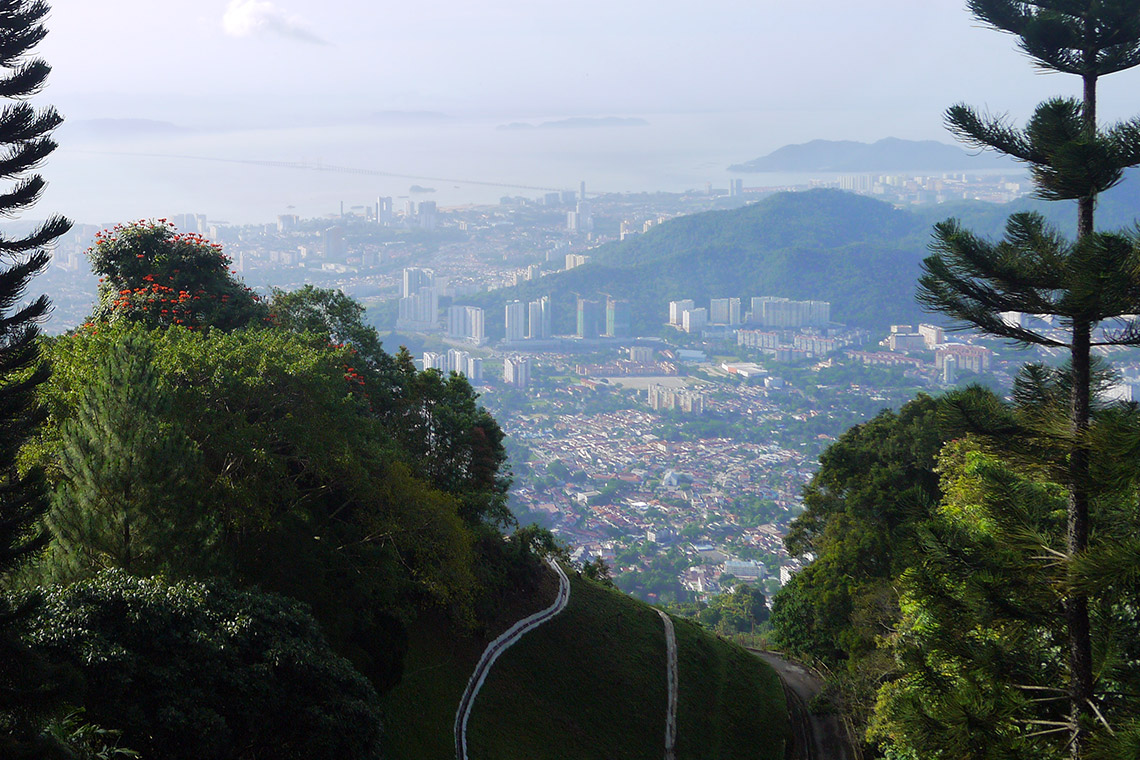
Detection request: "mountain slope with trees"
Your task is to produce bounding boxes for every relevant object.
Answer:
[476,189,933,334]
[474,171,1140,339]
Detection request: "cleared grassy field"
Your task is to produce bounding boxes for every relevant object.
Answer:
[380,572,788,760]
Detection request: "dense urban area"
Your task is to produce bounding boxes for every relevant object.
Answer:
[43,168,1139,607]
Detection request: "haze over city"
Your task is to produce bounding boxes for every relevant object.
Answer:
[28,0,1140,223]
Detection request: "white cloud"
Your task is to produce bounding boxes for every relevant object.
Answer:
[222,0,328,45]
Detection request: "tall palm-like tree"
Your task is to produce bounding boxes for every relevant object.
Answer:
[918,2,1140,755]
[0,0,71,753]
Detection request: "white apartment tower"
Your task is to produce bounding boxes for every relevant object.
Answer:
[503,355,532,387]
[669,299,695,325]
[528,296,551,339]
[402,267,434,298]
[505,300,526,342]
[466,306,486,344]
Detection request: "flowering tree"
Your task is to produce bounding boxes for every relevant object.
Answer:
[86,220,267,331]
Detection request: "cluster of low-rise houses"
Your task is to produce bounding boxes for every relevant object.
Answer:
[500,395,814,602]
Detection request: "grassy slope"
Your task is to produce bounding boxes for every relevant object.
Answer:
[382,571,788,760]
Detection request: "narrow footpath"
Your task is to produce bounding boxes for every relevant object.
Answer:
[657,610,678,760]
[454,558,571,760]
[750,650,855,760]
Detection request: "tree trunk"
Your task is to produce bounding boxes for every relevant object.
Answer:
[1067,47,1097,757]
[1068,319,1093,758]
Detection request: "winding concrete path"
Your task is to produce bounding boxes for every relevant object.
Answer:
[454,558,571,760]
[657,610,678,760]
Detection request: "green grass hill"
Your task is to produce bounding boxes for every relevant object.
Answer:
[381,570,788,760]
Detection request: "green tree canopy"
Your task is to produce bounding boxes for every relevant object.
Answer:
[25,571,384,760]
[86,221,268,331]
[769,393,959,732]
[915,3,1140,754]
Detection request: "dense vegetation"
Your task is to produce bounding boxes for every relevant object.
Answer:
[771,3,1140,759]
[0,218,569,756]
[0,3,74,756]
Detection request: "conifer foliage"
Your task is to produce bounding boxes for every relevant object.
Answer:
[914,2,1140,757]
[0,0,71,753]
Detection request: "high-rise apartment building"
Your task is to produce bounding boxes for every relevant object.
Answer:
[606,298,632,338]
[710,297,742,325]
[466,306,485,344]
[630,346,654,363]
[417,201,438,230]
[503,356,532,388]
[749,297,830,328]
[447,349,469,375]
[403,267,434,298]
[321,226,347,261]
[505,300,526,342]
[669,299,695,325]
[682,308,707,334]
[528,296,551,339]
[577,297,604,339]
[447,305,468,339]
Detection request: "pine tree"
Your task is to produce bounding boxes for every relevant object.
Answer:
[916,2,1140,755]
[0,0,72,753]
[44,335,208,581]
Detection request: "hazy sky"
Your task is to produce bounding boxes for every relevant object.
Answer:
[38,0,1140,137]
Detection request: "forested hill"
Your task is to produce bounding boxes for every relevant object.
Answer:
[476,189,933,335]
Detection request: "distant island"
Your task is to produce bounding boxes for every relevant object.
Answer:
[409,185,436,194]
[729,137,1014,172]
[498,116,650,130]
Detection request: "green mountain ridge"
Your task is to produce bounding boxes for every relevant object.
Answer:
[474,174,1140,338]
[475,189,933,334]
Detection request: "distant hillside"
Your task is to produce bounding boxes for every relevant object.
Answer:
[471,172,1140,338]
[729,137,1012,172]
[475,189,932,334]
[381,572,787,760]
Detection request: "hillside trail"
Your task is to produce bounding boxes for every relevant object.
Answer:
[657,610,678,760]
[454,558,571,760]
[750,650,856,760]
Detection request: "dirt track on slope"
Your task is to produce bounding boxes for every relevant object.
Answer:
[750,651,855,760]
